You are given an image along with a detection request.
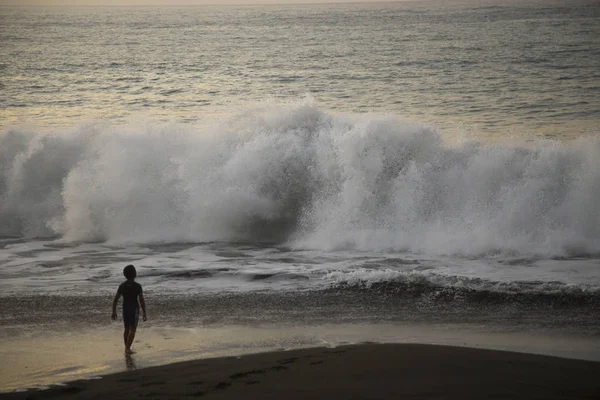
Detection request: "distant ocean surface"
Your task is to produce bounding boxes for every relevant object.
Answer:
[2,0,600,135]
[1,1,599,334]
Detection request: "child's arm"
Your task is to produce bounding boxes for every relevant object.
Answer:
[111,290,121,320]
[139,293,147,321]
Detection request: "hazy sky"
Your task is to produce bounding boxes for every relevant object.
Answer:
[3,0,415,5]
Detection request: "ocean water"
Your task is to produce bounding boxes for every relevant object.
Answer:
[1,1,600,335]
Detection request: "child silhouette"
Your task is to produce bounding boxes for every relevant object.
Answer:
[112,264,147,354]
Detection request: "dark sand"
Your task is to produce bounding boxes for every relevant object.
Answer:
[3,344,599,400]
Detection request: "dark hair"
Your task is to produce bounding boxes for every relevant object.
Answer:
[123,264,137,280]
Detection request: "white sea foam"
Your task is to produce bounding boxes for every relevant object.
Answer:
[1,101,599,257]
[324,268,600,296]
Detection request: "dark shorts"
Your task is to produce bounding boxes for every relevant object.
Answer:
[123,307,139,328]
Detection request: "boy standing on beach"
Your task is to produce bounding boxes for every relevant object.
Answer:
[112,264,147,354]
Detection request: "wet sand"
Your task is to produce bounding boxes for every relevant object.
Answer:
[2,322,600,393]
[0,323,600,399]
[2,294,599,398]
[2,343,600,400]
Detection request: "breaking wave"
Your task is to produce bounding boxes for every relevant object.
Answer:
[1,101,600,257]
[325,269,600,307]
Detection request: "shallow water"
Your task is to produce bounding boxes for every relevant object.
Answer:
[1,239,599,302]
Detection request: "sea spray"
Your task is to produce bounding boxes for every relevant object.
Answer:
[1,102,599,257]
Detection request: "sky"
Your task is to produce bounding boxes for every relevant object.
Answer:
[3,0,415,5]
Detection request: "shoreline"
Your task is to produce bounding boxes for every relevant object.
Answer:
[2,321,600,394]
[2,293,599,395]
[2,343,600,399]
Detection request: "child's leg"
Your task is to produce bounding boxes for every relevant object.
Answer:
[126,326,137,352]
[123,307,139,353]
[123,327,130,348]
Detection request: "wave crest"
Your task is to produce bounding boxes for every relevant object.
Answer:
[1,102,600,257]
[326,269,600,307]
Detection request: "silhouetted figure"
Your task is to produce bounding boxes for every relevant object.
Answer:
[112,264,147,354]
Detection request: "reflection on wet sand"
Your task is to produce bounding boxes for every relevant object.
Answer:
[2,323,600,392]
[125,354,137,370]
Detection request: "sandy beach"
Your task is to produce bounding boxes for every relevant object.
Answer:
[2,343,599,400]
[2,294,600,397]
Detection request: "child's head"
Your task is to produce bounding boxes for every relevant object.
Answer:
[123,264,137,280]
